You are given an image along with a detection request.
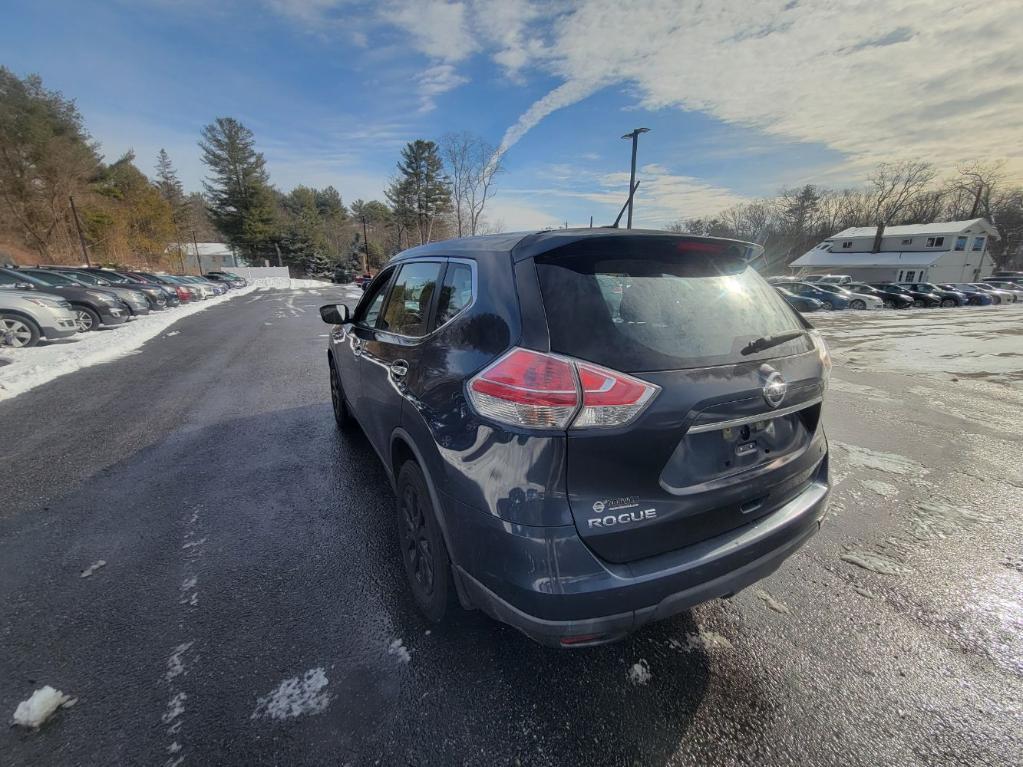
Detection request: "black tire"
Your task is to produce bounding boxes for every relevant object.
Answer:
[850,299,866,310]
[72,304,101,331]
[396,461,451,623]
[0,313,41,348]
[820,300,834,311]
[939,298,956,308]
[328,360,353,429]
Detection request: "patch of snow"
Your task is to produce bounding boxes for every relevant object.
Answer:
[167,742,182,754]
[832,442,928,477]
[162,692,187,724]
[853,586,876,599]
[909,501,994,541]
[289,278,331,289]
[80,559,107,578]
[861,479,898,498]
[754,589,791,614]
[0,286,255,402]
[840,551,912,576]
[165,642,194,682]
[828,378,892,400]
[165,331,180,337]
[181,537,206,550]
[669,630,733,652]
[388,638,412,663]
[627,659,652,686]
[252,668,331,721]
[12,686,75,728]
[180,576,197,592]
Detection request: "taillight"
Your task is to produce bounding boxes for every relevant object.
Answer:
[467,347,658,430]
[809,329,832,390]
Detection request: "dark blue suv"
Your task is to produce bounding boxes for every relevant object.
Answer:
[320,230,831,647]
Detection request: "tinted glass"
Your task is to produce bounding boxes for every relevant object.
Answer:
[435,263,473,325]
[23,270,74,286]
[378,261,442,336]
[536,252,809,372]
[356,271,393,326]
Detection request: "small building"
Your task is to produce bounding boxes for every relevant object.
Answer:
[171,242,240,272]
[790,219,999,283]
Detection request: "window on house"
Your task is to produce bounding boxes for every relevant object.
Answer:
[904,271,916,282]
[901,238,913,245]
[972,237,985,251]
[841,241,852,248]
[925,236,945,247]
[955,236,968,251]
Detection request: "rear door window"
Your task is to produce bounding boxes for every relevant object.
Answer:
[378,261,443,337]
[435,262,473,325]
[535,249,810,372]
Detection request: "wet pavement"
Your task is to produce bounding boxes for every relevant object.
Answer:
[1,294,1021,766]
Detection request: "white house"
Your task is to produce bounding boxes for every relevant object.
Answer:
[170,241,240,272]
[789,219,1000,283]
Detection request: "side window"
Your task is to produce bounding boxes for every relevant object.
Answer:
[955,236,968,251]
[0,272,20,285]
[435,263,474,325]
[378,261,443,337]
[355,270,393,326]
[972,237,985,251]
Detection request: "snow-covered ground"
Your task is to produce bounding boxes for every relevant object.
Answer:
[0,287,255,402]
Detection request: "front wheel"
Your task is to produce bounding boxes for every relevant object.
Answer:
[820,300,834,311]
[850,299,866,310]
[329,361,353,429]
[0,314,41,347]
[939,298,956,308]
[72,305,101,331]
[397,461,451,623]
[912,299,924,308]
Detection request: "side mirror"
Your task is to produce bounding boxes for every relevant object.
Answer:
[319,303,350,325]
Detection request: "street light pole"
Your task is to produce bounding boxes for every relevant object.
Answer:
[621,128,650,229]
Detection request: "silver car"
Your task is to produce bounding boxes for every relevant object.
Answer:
[0,288,80,347]
[814,283,884,309]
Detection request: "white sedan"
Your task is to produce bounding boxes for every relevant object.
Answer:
[814,283,884,310]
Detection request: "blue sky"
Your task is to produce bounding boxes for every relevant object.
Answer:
[3,0,1020,230]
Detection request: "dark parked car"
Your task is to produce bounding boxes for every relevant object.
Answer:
[1,268,129,330]
[869,283,941,308]
[845,282,913,309]
[934,284,993,305]
[131,272,199,302]
[320,230,831,647]
[204,271,245,288]
[771,280,851,310]
[71,268,169,310]
[775,286,822,312]
[896,282,966,307]
[119,272,186,305]
[35,267,152,316]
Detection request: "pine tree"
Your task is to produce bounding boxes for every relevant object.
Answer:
[154,149,190,260]
[385,140,451,245]
[199,117,278,260]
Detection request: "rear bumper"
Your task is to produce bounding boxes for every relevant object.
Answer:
[450,457,829,647]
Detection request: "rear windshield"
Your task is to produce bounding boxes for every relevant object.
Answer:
[535,250,810,372]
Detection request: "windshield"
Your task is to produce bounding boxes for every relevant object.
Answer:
[536,248,810,372]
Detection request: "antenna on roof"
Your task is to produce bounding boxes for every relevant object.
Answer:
[610,181,640,228]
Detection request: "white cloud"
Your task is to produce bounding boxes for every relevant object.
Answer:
[483,0,1023,177]
[482,198,564,230]
[384,0,477,63]
[416,64,470,112]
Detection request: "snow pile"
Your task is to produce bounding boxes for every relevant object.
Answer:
[12,686,76,729]
[388,638,412,664]
[251,668,331,720]
[627,659,651,686]
[289,278,331,289]
[80,560,106,578]
[0,286,255,402]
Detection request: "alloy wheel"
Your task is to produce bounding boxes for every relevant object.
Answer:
[400,484,434,595]
[75,309,94,330]
[1,318,34,347]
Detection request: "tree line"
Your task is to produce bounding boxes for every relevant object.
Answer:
[670,160,1023,272]
[0,67,504,275]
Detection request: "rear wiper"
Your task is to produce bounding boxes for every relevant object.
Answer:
[741,330,806,355]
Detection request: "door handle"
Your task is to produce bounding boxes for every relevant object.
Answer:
[390,360,409,378]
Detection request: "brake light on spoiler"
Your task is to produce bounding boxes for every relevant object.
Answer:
[467,348,659,430]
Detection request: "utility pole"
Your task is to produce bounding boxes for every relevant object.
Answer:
[621,128,650,229]
[191,230,202,275]
[69,196,92,266]
[361,215,370,274]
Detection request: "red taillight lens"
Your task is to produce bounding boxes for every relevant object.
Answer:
[468,349,578,428]
[574,361,658,427]
[467,348,658,430]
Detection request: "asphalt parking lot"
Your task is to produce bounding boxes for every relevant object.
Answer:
[1,290,1021,766]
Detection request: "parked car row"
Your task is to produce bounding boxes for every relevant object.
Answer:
[769,272,1023,312]
[0,266,247,347]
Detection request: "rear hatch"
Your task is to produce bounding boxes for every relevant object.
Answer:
[534,237,827,564]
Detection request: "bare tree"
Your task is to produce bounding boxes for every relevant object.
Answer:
[943,160,1005,220]
[441,132,503,237]
[863,160,936,250]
